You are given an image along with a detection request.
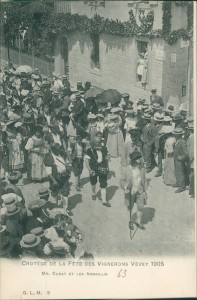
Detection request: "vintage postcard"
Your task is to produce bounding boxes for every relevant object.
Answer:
[0,0,196,299]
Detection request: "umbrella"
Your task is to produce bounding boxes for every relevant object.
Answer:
[84,86,104,100]
[16,65,32,74]
[96,89,122,105]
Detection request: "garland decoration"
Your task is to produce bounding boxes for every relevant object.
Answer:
[162,1,172,37]
[0,1,193,60]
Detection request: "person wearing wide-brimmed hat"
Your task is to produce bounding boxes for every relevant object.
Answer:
[85,133,111,206]
[38,187,56,210]
[25,125,47,182]
[121,93,133,111]
[68,135,85,192]
[20,233,41,258]
[5,171,24,200]
[172,113,185,129]
[25,198,52,233]
[105,113,124,158]
[96,113,105,135]
[154,114,166,177]
[6,123,25,173]
[29,227,50,258]
[172,127,189,193]
[121,128,142,168]
[124,110,137,143]
[150,89,164,107]
[186,123,194,197]
[4,205,24,240]
[69,91,85,137]
[164,105,175,117]
[161,126,177,186]
[121,150,147,230]
[141,113,157,173]
[43,143,72,215]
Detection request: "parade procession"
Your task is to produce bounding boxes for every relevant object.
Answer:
[0,0,195,259]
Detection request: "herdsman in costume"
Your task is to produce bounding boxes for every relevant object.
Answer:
[44,143,72,215]
[85,134,111,207]
[121,151,147,230]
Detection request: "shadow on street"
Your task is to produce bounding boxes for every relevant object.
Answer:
[68,193,83,210]
[132,207,156,225]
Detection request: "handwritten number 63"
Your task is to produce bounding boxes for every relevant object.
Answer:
[117,269,127,278]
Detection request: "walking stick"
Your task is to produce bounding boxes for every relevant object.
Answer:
[128,192,138,240]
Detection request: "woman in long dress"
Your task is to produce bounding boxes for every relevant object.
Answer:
[25,126,47,182]
[124,110,137,143]
[106,114,124,158]
[6,126,24,172]
[163,130,176,186]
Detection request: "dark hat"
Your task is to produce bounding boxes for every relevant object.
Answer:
[20,234,41,248]
[38,188,49,198]
[173,113,182,122]
[129,151,142,161]
[164,105,174,115]
[7,171,22,181]
[172,127,185,135]
[5,204,21,216]
[28,198,46,212]
[30,227,45,237]
[151,89,157,93]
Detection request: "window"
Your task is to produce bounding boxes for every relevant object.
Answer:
[137,41,148,55]
[90,33,100,69]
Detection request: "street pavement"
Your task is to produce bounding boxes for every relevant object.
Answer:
[19,156,195,258]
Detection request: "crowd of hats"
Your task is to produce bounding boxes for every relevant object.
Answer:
[0,182,85,259]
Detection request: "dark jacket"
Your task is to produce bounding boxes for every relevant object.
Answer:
[150,94,164,106]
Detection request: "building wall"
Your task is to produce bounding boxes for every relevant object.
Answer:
[55,1,187,32]
[55,31,189,106]
[54,1,190,107]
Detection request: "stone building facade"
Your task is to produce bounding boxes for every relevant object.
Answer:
[54,1,192,107]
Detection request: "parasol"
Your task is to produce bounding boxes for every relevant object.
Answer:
[16,65,32,74]
[96,89,122,105]
[84,86,104,100]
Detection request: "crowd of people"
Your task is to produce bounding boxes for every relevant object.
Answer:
[0,62,194,258]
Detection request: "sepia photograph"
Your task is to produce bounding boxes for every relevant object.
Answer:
[0,0,196,299]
